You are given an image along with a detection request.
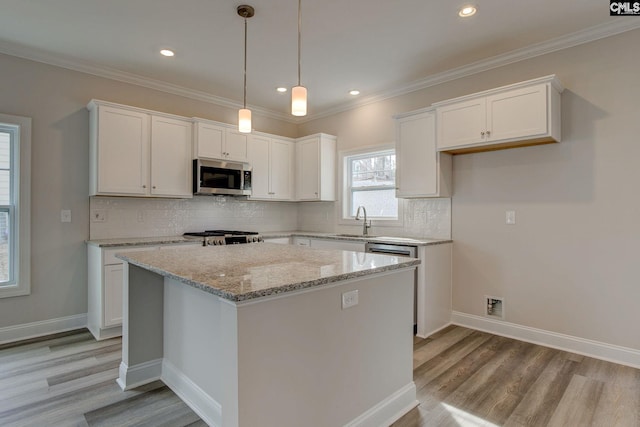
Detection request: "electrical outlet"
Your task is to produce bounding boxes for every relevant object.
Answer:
[91,209,107,222]
[60,210,71,223]
[342,290,359,309]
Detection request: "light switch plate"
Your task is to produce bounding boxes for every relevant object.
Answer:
[506,210,516,225]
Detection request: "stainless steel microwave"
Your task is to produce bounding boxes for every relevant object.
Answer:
[193,159,252,196]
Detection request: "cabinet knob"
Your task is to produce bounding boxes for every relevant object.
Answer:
[486,130,491,137]
[142,185,147,189]
[152,186,156,189]
[480,131,485,137]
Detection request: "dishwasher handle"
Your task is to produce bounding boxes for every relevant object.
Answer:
[365,243,417,257]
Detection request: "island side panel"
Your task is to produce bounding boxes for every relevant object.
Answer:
[235,268,417,427]
[162,277,236,427]
[118,263,164,390]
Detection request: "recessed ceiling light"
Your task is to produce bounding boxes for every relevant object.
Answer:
[458,5,477,17]
[349,90,360,96]
[276,87,287,93]
[160,49,175,57]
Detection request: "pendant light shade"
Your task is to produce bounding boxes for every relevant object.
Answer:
[291,0,307,116]
[237,5,254,133]
[291,85,307,116]
[238,108,252,133]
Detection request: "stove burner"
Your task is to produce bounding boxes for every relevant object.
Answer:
[183,230,263,246]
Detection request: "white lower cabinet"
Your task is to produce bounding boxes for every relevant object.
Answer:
[87,242,199,340]
[309,238,365,252]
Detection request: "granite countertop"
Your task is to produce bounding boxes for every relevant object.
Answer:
[86,236,197,247]
[261,231,451,246]
[117,243,420,302]
[86,231,451,248]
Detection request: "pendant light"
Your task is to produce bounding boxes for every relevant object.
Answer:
[291,0,307,116]
[238,5,254,133]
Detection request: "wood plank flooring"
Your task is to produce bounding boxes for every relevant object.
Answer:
[1,326,638,426]
[393,325,640,427]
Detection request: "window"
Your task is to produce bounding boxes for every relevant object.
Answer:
[0,114,31,298]
[343,148,398,220]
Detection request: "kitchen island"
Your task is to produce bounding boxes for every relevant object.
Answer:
[117,243,420,427]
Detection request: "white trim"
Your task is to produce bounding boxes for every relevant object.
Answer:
[0,113,31,298]
[308,21,640,121]
[344,382,418,427]
[416,322,453,340]
[451,311,640,369]
[1,21,638,123]
[162,359,222,427]
[116,359,163,391]
[0,313,86,344]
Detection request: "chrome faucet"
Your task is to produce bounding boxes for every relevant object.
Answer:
[355,206,372,236]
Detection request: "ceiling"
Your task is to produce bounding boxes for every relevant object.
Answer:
[0,0,638,121]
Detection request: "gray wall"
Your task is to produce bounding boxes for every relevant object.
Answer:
[0,52,296,328]
[299,28,640,351]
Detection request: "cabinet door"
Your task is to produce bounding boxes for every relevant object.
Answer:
[270,138,294,200]
[296,137,320,200]
[247,135,271,199]
[310,239,365,252]
[225,129,249,162]
[150,116,193,198]
[487,84,548,142]
[396,112,437,197]
[436,98,486,150]
[195,122,224,159]
[103,264,124,327]
[96,106,149,195]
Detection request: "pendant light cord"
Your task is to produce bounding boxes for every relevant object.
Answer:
[297,0,301,86]
[243,16,248,109]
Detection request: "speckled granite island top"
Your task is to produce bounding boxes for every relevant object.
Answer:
[117,243,420,302]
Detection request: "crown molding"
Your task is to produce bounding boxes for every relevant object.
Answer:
[302,19,640,122]
[1,19,639,125]
[0,41,293,123]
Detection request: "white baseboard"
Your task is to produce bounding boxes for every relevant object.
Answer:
[345,382,418,427]
[0,313,87,344]
[116,359,162,391]
[451,311,640,369]
[162,359,222,427]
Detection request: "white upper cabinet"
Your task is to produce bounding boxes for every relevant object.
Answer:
[435,75,563,154]
[248,135,294,201]
[295,134,336,201]
[150,116,193,197]
[395,108,451,198]
[193,120,249,162]
[88,100,193,198]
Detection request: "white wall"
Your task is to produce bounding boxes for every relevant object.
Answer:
[0,52,295,329]
[300,28,640,351]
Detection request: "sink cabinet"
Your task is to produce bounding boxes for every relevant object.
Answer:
[88,100,193,198]
[394,108,451,198]
[435,75,563,154]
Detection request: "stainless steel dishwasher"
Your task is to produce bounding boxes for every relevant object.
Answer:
[365,242,419,333]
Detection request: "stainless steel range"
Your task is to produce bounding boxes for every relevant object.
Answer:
[183,230,263,246]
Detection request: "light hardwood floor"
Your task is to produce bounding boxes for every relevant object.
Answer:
[1,326,638,426]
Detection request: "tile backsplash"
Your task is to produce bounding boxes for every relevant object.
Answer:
[89,196,299,240]
[90,196,451,240]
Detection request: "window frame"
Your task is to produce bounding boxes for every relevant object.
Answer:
[0,113,31,298]
[339,145,403,228]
